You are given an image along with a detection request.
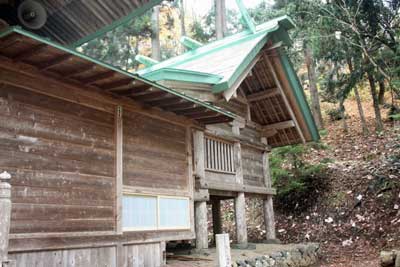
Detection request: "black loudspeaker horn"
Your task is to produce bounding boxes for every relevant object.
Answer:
[17,0,47,30]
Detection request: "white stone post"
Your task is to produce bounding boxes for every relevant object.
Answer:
[216,233,231,267]
[0,171,13,266]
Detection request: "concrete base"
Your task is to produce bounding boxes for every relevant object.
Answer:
[231,243,257,250]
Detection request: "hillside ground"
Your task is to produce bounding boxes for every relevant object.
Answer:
[218,97,400,266]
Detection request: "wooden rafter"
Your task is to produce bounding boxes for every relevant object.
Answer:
[38,54,73,70]
[81,71,115,84]
[12,44,48,61]
[246,88,279,102]
[100,78,132,90]
[264,55,306,143]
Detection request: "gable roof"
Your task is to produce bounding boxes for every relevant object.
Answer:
[135,16,320,147]
[136,16,295,93]
[0,26,235,125]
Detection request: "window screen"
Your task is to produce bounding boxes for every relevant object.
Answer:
[122,195,157,229]
[159,197,190,229]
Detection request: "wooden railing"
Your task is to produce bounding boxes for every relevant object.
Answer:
[204,136,235,174]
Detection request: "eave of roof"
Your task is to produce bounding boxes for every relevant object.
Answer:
[277,48,320,142]
[143,68,223,84]
[0,26,236,123]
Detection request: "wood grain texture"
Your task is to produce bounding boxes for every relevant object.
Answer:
[0,84,116,234]
[123,110,188,191]
[9,246,117,267]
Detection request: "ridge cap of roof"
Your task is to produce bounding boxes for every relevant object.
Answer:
[136,15,294,77]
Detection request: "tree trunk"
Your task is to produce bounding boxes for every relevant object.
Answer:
[378,79,385,105]
[339,99,349,133]
[215,0,227,40]
[354,86,369,135]
[347,58,369,135]
[367,71,384,132]
[178,0,186,53]
[151,6,161,61]
[304,42,324,129]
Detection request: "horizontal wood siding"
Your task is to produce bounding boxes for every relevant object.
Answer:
[123,110,188,191]
[0,84,116,233]
[9,246,117,267]
[123,243,163,267]
[242,146,264,187]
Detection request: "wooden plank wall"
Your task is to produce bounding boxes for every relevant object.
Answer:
[9,246,117,267]
[241,145,264,187]
[8,242,164,267]
[0,84,116,234]
[123,111,188,191]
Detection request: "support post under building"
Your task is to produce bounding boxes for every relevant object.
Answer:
[193,130,208,250]
[262,150,277,242]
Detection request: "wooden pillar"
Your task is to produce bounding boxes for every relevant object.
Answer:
[0,171,12,265]
[193,129,208,249]
[234,192,248,246]
[212,198,222,238]
[195,201,208,250]
[232,120,248,246]
[193,130,205,181]
[262,149,277,241]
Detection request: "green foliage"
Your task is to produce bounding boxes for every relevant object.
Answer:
[271,143,328,213]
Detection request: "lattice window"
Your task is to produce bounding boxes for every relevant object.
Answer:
[204,136,235,174]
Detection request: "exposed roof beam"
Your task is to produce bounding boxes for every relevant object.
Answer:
[265,55,306,143]
[247,88,279,102]
[12,44,47,61]
[131,91,167,102]
[38,54,73,70]
[263,120,295,131]
[180,36,203,50]
[100,78,133,90]
[147,97,183,107]
[135,55,159,67]
[81,71,115,85]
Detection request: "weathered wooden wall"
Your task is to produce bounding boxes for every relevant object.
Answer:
[0,61,193,266]
[0,84,116,234]
[123,111,188,191]
[8,242,165,267]
[241,145,264,187]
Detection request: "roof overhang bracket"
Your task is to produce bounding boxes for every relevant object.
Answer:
[180,36,203,50]
[135,55,159,67]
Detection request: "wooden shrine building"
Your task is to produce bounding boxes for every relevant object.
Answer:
[135,15,319,250]
[0,2,318,266]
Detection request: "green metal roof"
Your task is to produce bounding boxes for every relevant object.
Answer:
[136,15,295,92]
[0,26,236,122]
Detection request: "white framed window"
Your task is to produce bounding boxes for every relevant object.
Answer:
[122,194,190,231]
[159,197,190,229]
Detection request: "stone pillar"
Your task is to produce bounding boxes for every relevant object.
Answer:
[212,198,222,240]
[234,192,248,246]
[263,195,276,240]
[0,171,12,265]
[195,201,208,250]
